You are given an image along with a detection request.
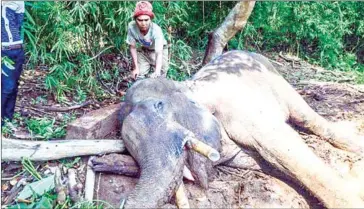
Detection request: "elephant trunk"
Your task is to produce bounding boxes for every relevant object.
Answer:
[121,117,190,208]
[124,155,185,208]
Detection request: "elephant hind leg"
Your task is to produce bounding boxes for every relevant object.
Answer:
[246,122,364,208]
[283,83,364,155]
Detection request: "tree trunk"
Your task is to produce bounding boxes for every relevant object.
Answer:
[1,138,125,161]
[202,1,256,65]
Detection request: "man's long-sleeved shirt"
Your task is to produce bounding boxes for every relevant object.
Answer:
[1,1,24,46]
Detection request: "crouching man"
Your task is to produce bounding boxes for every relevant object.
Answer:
[126,1,169,80]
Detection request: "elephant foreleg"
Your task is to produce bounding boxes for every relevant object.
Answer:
[232,122,364,208]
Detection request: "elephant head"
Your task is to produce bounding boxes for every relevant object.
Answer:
[119,78,222,208]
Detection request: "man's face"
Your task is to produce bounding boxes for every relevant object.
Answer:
[136,15,151,33]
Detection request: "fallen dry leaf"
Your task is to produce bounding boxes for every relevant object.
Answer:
[2,183,9,191]
[10,179,18,186]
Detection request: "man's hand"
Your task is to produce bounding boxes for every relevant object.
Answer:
[131,68,140,80]
[149,71,161,78]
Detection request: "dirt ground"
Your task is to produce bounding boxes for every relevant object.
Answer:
[2,53,364,208]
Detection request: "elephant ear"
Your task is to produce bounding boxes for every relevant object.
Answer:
[119,102,133,127]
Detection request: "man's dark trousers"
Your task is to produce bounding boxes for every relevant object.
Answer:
[1,48,25,122]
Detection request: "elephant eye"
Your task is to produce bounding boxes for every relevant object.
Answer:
[154,101,164,111]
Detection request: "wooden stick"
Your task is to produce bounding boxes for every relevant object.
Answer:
[2,138,125,161]
[67,168,82,203]
[84,157,96,202]
[55,167,67,204]
[86,45,115,62]
[28,106,53,115]
[17,198,32,204]
[33,100,92,112]
[3,180,25,205]
[268,58,284,66]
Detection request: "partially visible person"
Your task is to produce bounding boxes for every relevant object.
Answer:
[126,1,169,80]
[1,1,25,124]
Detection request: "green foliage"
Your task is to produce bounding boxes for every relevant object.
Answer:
[7,202,35,209]
[2,56,15,67]
[23,1,364,101]
[7,202,32,209]
[35,196,53,208]
[30,96,47,106]
[354,71,364,84]
[8,190,58,209]
[69,200,114,209]
[17,175,55,201]
[2,113,25,137]
[59,157,81,169]
[1,112,24,137]
[25,114,74,139]
[26,117,63,139]
[1,119,16,137]
[25,2,136,101]
[240,2,364,72]
[2,56,15,76]
[21,158,42,180]
[167,39,193,81]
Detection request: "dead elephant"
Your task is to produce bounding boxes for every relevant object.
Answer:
[119,50,364,208]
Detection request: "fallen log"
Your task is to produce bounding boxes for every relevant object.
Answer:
[2,138,125,161]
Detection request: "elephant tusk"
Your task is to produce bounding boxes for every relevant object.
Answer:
[185,134,220,162]
[183,166,195,181]
[175,183,190,209]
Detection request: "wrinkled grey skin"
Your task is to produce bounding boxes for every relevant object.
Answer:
[120,79,222,208]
